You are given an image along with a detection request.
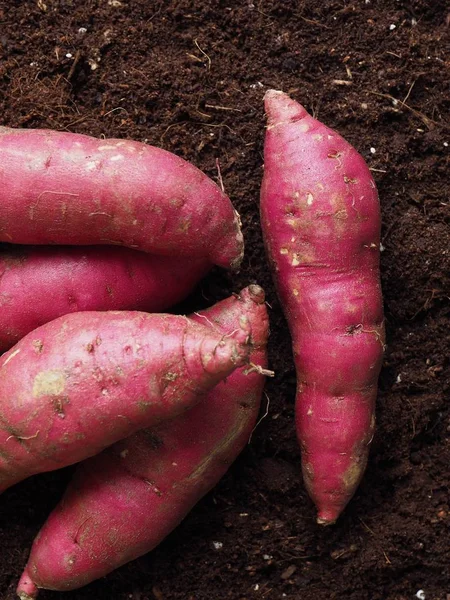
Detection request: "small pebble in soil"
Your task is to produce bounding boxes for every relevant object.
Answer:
[281,565,297,580]
[415,591,425,600]
[370,147,376,154]
[389,24,396,30]
[212,541,223,550]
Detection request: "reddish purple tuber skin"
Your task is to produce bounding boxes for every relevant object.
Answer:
[0,245,210,352]
[17,286,269,596]
[0,127,244,269]
[0,310,251,494]
[260,90,385,524]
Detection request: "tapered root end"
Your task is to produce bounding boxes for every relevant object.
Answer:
[216,210,245,272]
[316,508,339,526]
[17,571,39,600]
[264,89,309,126]
[316,515,337,526]
[242,284,266,305]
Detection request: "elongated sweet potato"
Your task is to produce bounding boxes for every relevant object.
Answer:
[0,245,209,353]
[17,285,269,596]
[260,90,385,524]
[0,127,243,269]
[0,310,251,494]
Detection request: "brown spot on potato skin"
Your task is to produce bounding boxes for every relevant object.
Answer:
[32,340,44,354]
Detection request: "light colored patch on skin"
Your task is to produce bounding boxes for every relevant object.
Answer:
[342,460,364,491]
[2,348,20,367]
[312,134,324,141]
[98,144,117,151]
[169,197,185,209]
[280,248,289,255]
[178,217,191,233]
[86,161,97,171]
[334,209,348,220]
[292,254,300,266]
[0,293,12,306]
[307,406,313,416]
[110,154,124,161]
[293,289,299,297]
[306,192,314,205]
[32,340,44,354]
[32,370,65,397]
[297,121,310,133]
[164,372,178,383]
[303,461,314,482]
[185,419,245,483]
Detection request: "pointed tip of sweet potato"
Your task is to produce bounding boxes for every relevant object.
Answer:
[264,89,309,126]
[17,570,39,600]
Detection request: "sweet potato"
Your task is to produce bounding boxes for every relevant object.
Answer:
[0,245,209,353]
[0,127,243,269]
[260,90,385,524]
[0,310,251,494]
[17,285,269,596]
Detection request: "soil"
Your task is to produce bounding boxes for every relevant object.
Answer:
[0,1,449,599]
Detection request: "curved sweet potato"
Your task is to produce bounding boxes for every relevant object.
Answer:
[260,90,385,524]
[0,245,209,353]
[0,311,250,494]
[17,285,269,596]
[0,127,243,269]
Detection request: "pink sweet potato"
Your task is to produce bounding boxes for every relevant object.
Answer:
[0,245,209,353]
[0,127,243,269]
[260,90,385,524]
[17,285,269,596]
[0,310,251,494]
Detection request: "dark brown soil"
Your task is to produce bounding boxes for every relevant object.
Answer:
[0,1,449,599]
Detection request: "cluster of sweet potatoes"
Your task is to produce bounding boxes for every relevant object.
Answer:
[0,91,384,597]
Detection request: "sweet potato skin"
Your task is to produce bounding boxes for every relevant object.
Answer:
[17,286,269,595]
[0,127,243,269]
[0,245,209,352]
[260,90,385,524]
[0,311,250,494]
